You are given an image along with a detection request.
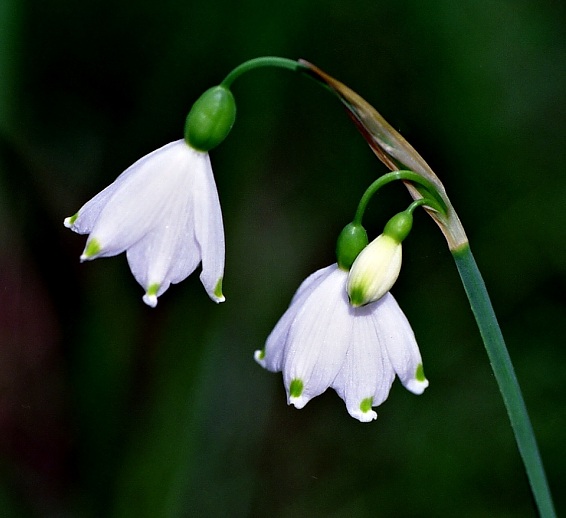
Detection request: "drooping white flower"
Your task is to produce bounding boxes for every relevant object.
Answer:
[64,140,225,307]
[255,264,428,422]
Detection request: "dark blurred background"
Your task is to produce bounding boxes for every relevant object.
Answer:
[1,0,565,516]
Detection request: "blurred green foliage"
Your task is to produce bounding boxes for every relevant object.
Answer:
[0,0,565,516]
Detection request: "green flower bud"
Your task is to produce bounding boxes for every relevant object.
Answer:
[383,211,413,242]
[336,222,368,271]
[184,86,236,152]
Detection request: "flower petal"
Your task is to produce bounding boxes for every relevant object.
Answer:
[281,265,352,408]
[332,304,395,422]
[191,152,225,303]
[66,140,186,237]
[81,140,193,259]
[288,266,334,306]
[126,216,201,307]
[371,293,429,395]
[64,182,121,235]
[257,265,337,372]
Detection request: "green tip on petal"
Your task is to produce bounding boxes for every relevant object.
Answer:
[80,238,101,261]
[348,286,365,307]
[289,379,304,398]
[214,277,224,301]
[147,283,160,296]
[415,363,426,382]
[253,349,267,367]
[143,283,160,307]
[359,397,373,413]
[64,212,79,227]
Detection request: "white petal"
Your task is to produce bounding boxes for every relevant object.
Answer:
[258,265,337,372]
[288,266,334,305]
[332,304,395,422]
[282,265,352,407]
[371,293,429,395]
[66,141,186,236]
[191,152,225,303]
[83,140,193,259]
[64,182,121,234]
[126,217,201,307]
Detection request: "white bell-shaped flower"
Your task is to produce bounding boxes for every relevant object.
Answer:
[64,140,225,307]
[255,264,428,422]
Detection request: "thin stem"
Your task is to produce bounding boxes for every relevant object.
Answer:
[406,198,430,215]
[220,57,306,88]
[452,243,556,518]
[353,170,445,224]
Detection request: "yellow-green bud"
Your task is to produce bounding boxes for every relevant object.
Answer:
[347,234,402,306]
[347,211,413,306]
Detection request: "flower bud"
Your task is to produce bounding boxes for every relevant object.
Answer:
[347,212,413,306]
[184,86,236,151]
[336,222,368,270]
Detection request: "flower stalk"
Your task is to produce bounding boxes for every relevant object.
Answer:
[220,57,307,88]
[352,170,446,225]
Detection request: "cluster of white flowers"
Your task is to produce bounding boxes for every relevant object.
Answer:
[64,77,428,422]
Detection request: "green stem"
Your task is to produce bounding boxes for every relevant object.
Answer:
[353,170,446,224]
[220,57,306,88]
[452,243,556,518]
[406,198,430,215]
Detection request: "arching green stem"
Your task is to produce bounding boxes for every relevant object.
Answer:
[406,198,433,215]
[353,170,446,225]
[220,57,306,88]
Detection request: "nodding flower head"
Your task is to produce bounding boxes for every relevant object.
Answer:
[64,84,238,306]
[64,140,225,307]
[255,263,428,422]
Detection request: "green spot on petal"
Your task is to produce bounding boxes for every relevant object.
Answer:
[289,379,304,398]
[142,283,159,307]
[256,349,265,360]
[67,212,79,225]
[146,283,160,297]
[214,277,223,299]
[83,238,101,258]
[359,397,373,413]
[348,286,365,307]
[415,363,426,382]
